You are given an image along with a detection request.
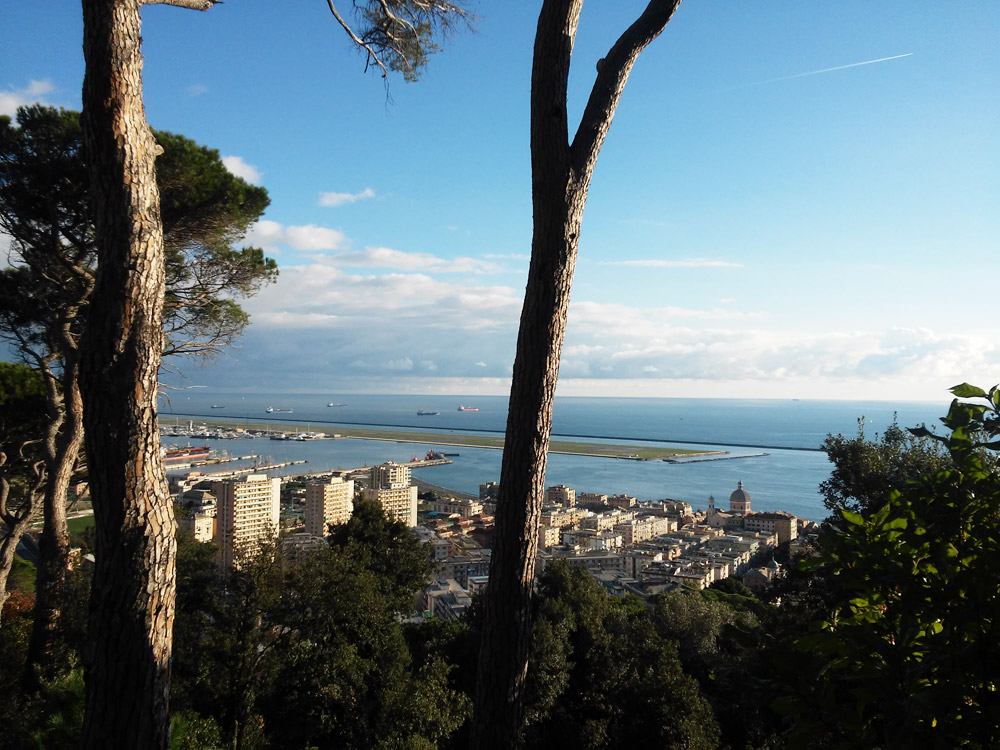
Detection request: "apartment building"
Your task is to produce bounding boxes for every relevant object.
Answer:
[544,484,576,507]
[304,475,355,537]
[364,461,418,527]
[213,473,280,568]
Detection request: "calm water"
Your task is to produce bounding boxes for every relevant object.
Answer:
[159,393,950,522]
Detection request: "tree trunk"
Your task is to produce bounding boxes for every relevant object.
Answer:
[79,1,176,747]
[471,2,681,747]
[0,452,45,629]
[24,359,84,687]
[0,517,34,627]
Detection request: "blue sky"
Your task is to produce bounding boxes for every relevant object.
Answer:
[2,1,997,400]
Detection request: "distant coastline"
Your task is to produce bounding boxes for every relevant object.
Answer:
[161,415,725,461]
[160,410,823,454]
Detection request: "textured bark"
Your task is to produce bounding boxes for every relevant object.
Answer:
[24,356,86,685]
[471,1,681,747]
[0,482,42,627]
[79,0,176,747]
[0,522,27,625]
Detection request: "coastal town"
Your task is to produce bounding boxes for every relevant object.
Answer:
[171,430,819,618]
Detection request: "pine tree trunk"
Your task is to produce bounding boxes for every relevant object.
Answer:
[24,360,83,687]
[471,2,681,746]
[79,1,176,747]
[0,516,33,626]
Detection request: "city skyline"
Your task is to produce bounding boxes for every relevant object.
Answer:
[2,2,997,402]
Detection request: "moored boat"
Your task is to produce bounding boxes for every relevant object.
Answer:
[162,445,210,463]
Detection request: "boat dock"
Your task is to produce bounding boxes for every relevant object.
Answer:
[662,452,769,464]
[285,457,451,483]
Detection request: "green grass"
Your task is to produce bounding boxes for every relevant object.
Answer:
[66,514,95,537]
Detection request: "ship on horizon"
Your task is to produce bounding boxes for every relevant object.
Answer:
[327,402,347,407]
[457,405,478,412]
[266,407,293,414]
[417,410,440,416]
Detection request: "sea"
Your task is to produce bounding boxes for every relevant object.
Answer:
[158,392,951,523]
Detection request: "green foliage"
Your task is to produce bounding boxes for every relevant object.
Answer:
[327,497,434,613]
[781,384,1000,748]
[170,710,223,750]
[0,106,276,363]
[170,504,467,749]
[338,1,472,83]
[0,361,47,451]
[8,555,36,594]
[820,415,951,522]
[522,561,721,749]
[27,668,86,750]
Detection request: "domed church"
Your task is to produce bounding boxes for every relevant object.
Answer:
[729,481,751,515]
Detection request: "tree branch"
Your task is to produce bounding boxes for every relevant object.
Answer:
[530,0,582,186]
[570,0,682,179]
[328,0,390,78]
[142,0,219,9]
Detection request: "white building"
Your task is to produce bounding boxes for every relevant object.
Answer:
[545,484,576,507]
[364,461,417,527]
[213,473,280,568]
[305,476,355,537]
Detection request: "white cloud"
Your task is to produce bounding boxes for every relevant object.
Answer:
[246,221,348,252]
[252,311,341,328]
[318,187,376,207]
[330,246,502,274]
[221,155,262,184]
[205,255,998,399]
[600,258,742,268]
[484,252,530,261]
[187,83,209,96]
[0,80,54,116]
[384,357,414,371]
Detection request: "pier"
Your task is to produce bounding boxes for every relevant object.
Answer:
[662,452,769,464]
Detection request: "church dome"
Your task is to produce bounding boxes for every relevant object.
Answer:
[729,481,751,513]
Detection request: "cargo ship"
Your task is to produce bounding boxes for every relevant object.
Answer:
[457,405,478,412]
[162,445,210,464]
[266,407,293,413]
[417,410,440,416]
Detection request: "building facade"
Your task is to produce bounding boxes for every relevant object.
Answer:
[365,461,418,527]
[304,476,355,537]
[545,484,576,507]
[729,481,752,514]
[213,473,281,568]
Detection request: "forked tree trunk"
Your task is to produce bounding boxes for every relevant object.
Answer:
[471,2,681,747]
[0,474,43,627]
[79,0,176,746]
[24,357,85,687]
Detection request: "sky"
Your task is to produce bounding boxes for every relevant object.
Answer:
[1,1,997,401]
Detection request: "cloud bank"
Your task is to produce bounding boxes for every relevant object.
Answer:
[0,80,54,116]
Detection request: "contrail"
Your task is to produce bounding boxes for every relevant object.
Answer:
[754,53,913,85]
